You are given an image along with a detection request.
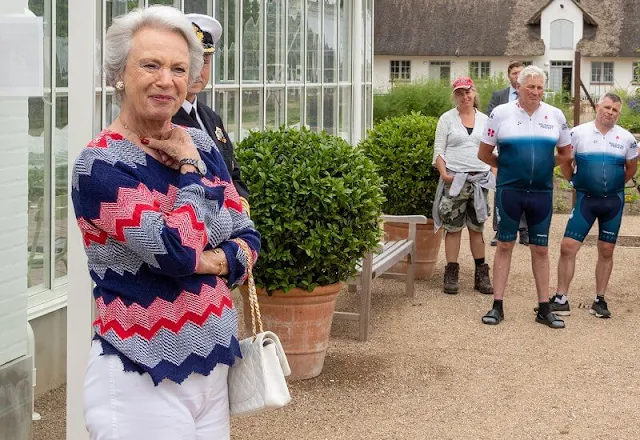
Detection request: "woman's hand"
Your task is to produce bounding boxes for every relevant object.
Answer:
[440,173,454,184]
[196,248,229,276]
[146,128,201,164]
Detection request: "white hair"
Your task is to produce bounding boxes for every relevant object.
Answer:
[517,65,547,86]
[104,5,204,90]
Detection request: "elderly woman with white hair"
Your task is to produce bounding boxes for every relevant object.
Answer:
[72,6,260,439]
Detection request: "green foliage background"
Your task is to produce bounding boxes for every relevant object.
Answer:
[359,112,440,216]
[236,127,384,293]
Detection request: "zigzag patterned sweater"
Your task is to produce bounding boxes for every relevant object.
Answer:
[71,126,260,385]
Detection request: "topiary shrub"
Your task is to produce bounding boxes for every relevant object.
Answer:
[359,112,440,215]
[236,127,384,293]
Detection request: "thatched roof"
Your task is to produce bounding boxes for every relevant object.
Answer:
[375,0,640,58]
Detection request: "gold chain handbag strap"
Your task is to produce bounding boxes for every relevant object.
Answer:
[234,239,263,337]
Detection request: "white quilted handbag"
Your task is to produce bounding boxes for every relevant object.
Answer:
[228,241,292,417]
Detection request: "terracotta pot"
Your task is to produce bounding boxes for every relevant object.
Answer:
[383,220,443,279]
[239,282,344,380]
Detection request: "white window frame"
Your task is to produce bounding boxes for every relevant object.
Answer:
[469,61,490,79]
[550,19,574,50]
[390,60,411,80]
[591,61,614,85]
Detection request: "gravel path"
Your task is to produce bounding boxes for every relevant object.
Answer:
[34,214,640,440]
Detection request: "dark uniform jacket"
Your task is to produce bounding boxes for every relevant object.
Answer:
[486,87,512,115]
[172,103,249,200]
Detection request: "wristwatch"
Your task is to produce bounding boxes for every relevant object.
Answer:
[179,158,207,176]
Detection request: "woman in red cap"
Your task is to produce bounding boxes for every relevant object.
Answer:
[432,77,495,296]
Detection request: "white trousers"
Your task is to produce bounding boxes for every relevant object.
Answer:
[84,341,230,440]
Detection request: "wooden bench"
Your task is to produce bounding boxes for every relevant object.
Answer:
[334,214,428,341]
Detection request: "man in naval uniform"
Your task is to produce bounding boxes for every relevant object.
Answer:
[172,13,250,213]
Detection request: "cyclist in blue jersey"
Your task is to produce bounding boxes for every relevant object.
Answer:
[547,93,638,319]
[477,65,572,328]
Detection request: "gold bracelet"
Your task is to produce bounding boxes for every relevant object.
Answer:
[213,248,227,275]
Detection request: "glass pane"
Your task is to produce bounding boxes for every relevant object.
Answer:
[242,0,262,83]
[287,0,303,83]
[106,93,120,126]
[147,0,180,6]
[27,95,48,290]
[364,0,373,83]
[306,87,321,132]
[266,0,285,83]
[54,96,69,283]
[215,89,240,142]
[323,87,336,135]
[184,0,209,14]
[216,0,239,84]
[56,0,69,88]
[106,0,141,30]
[306,0,321,83]
[95,0,102,89]
[323,0,337,83]
[338,85,351,141]
[197,90,213,109]
[241,89,263,140]
[338,0,351,83]
[265,89,285,130]
[287,87,303,128]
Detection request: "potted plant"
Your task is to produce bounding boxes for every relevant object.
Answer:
[359,112,443,279]
[236,127,384,380]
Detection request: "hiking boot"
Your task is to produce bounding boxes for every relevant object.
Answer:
[443,262,459,294]
[518,228,529,246]
[474,263,493,295]
[589,299,612,318]
[533,295,571,316]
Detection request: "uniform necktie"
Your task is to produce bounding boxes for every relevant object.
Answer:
[189,107,198,123]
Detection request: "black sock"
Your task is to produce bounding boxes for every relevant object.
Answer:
[492,300,503,314]
[538,302,550,315]
[475,258,485,266]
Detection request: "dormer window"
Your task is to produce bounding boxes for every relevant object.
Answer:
[550,19,574,49]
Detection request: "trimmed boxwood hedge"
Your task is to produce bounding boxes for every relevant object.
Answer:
[359,112,440,216]
[236,127,384,293]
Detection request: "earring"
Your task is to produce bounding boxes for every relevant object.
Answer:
[115,80,124,91]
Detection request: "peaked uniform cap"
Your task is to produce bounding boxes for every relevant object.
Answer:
[186,13,222,53]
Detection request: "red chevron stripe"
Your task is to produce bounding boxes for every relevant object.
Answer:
[201,176,243,213]
[87,130,123,148]
[78,218,109,246]
[165,206,208,249]
[96,284,227,330]
[94,295,234,340]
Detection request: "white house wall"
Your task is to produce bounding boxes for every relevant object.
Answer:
[540,0,584,67]
[374,56,541,92]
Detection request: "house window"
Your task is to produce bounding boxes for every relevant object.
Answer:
[550,19,574,49]
[429,61,451,81]
[633,62,640,84]
[591,61,614,84]
[469,61,491,79]
[390,60,411,80]
[522,61,533,66]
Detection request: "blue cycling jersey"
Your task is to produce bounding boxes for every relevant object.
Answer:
[482,101,571,192]
[570,122,638,196]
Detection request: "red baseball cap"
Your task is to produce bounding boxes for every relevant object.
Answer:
[452,77,474,91]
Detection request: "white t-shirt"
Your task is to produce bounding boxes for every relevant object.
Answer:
[432,108,490,173]
[482,100,571,191]
[570,121,638,196]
